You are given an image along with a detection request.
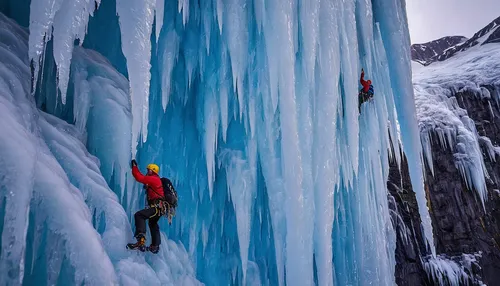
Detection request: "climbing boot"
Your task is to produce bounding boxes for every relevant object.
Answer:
[147,244,160,254]
[126,234,146,252]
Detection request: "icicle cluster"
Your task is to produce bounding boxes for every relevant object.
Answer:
[423,253,484,286]
[138,0,425,284]
[1,11,201,285]
[23,0,437,284]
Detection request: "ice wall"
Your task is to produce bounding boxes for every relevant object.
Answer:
[14,0,432,285]
[373,0,435,253]
[134,0,414,285]
[0,12,201,285]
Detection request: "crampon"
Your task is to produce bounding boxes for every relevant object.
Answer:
[126,235,146,252]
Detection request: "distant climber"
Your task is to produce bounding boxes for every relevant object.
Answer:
[358,68,374,111]
[126,160,178,253]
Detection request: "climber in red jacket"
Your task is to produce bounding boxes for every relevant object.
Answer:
[360,68,372,93]
[359,68,374,111]
[126,160,165,253]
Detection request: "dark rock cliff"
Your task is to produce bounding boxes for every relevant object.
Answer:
[390,86,500,285]
[388,154,429,286]
[446,87,500,285]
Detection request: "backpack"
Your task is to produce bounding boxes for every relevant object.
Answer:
[161,177,178,208]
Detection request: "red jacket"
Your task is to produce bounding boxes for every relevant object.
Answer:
[360,72,370,93]
[132,166,164,200]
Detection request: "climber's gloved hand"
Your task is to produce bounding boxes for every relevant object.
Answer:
[131,159,138,168]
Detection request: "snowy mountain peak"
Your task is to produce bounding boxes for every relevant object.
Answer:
[473,15,500,45]
[411,36,468,65]
[433,16,500,63]
[412,16,500,66]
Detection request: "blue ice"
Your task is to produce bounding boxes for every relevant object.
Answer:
[0,0,435,285]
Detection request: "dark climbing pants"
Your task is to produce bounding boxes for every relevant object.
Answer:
[358,91,374,111]
[134,207,161,246]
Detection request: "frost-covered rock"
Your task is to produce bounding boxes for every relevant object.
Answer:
[413,37,500,208]
[423,253,484,286]
[406,16,500,286]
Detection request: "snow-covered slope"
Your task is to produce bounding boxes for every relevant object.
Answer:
[0,12,201,286]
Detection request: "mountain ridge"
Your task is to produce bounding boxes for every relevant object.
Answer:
[411,15,500,66]
[411,36,468,65]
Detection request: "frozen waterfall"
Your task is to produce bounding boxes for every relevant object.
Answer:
[0,0,433,285]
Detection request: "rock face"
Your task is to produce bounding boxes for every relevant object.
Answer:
[388,154,429,286]
[411,36,467,65]
[390,85,500,285]
[441,87,500,285]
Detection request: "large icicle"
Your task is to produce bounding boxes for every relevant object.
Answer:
[373,0,436,253]
[265,0,314,284]
[204,83,219,198]
[223,140,257,284]
[116,0,156,155]
[298,0,319,86]
[160,29,180,111]
[223,0,249,119]
[29,0,99,103]
[51,0,98,103]
[312,0,340,284]
[28,0,64,92]
[155,0,165,42]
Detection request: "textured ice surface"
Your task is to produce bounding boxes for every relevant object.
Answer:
[137,0,414,285]
[28,0,99,103]
[19,0,436,284]
[373,0,435,253]
[413,42,500,207]
[70,46,133,202]
[116,0,156,155]
[423,253,484,286]
[0,12,201,286]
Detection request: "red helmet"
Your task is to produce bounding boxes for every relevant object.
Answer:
[367,80,372,85]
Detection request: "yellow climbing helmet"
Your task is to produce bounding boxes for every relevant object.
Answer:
[146,163,159,174]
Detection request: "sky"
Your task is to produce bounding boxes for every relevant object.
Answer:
[405,0,500,44]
